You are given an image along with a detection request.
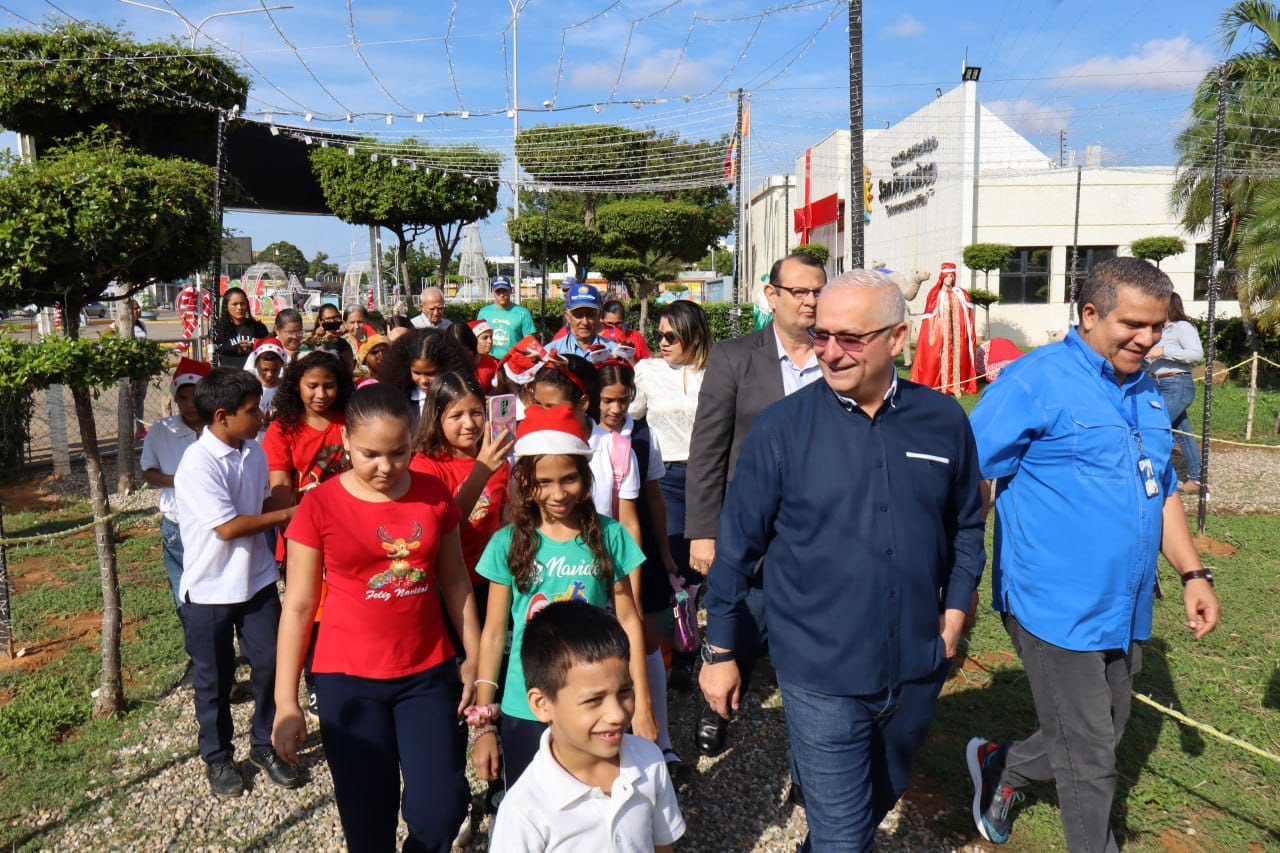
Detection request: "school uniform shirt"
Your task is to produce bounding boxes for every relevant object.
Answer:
[587,421,640,519]
[490,730,685,852]
[174,429,278,605]
[140,413,199,523]
[409,452,511,582]
[476,518,643,722]
[286,472,461,679]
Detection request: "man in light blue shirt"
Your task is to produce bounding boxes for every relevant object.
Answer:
[545,282,615,361]
[477,276,535,358]
[965,257,1220,851]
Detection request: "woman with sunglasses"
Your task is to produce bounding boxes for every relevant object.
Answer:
[630,300,712,688]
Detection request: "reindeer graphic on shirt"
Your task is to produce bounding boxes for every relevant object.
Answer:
[367,522,428,590]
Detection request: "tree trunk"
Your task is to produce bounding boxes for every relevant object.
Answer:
[70,385,124,717]
[0,493,12,659]
[116,380,136,496]
[394,228,412,300]
[638,288,651,339]
[1246,351,1259,441]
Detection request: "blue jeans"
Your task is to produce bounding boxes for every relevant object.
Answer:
[315,662,468,853]
[159,517,184,613]
[1154,373,1202,482]
[780,670,946,852]
[658,462,691,578]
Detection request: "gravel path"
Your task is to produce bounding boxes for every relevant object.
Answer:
[14,440,1279,849]
[21,653,976,851]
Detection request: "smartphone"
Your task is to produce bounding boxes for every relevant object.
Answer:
[487,394,518,443]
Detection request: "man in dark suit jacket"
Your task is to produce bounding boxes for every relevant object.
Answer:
[685,252,827,755]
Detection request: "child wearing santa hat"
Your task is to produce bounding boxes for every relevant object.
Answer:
[245,338,287,422]
[140,357,211,617]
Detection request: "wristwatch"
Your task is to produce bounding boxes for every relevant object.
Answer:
[1180,568,1214,586]
[701,643,735,665]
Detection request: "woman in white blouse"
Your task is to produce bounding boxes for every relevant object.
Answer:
[631,300,711,682]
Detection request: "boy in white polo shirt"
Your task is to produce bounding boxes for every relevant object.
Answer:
[175,367,300,798]
[140,357,209,618]
[489,601,685,851]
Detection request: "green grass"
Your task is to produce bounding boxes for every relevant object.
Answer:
[915,514,1280,850]
[0,496,186,849]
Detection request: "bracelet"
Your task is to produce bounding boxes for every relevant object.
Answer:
[474,678,499,689]
[468,724,497,746]
[1180,568,1214,586]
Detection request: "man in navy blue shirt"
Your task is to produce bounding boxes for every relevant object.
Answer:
[701,269,985,851]
[967,257,1220,851]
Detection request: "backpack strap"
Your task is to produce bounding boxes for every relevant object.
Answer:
[608,432,633,518]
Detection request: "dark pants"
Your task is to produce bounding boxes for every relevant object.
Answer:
[780,668,947,852]
[182,584,281,764]
[1000,614,1142,853]
[315,662,469,853]
[499,714,548,790]
[659,463,692,582]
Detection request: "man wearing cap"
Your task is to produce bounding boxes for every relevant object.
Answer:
[546,282,615,361]
[478,276,536,358]
[411,286,453,330]
[140,358,211,618]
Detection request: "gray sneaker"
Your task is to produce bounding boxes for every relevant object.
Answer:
[206,757,244,798]
[966,737,1022,843]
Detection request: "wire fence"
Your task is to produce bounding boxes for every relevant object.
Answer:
[18,379,175,474]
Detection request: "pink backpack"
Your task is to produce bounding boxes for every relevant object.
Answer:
[607,432,633,518]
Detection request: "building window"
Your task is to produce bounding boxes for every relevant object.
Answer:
[999,247,1051,304]
[1062,245,1117,300]
[1194,243,1238,300]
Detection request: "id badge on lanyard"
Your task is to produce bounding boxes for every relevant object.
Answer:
[1122,394,1160,498]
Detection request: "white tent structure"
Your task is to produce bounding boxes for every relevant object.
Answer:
[457,223,488,301]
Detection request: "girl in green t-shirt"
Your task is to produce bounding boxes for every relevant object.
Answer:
[471,405,655,789]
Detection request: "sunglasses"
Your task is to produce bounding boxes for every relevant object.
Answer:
[658,332,681,345]
[808,325,894,353]
[602,320,626,328]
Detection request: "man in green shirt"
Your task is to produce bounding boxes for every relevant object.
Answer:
[477,276,536,358]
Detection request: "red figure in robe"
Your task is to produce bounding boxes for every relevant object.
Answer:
[910,262,978,396]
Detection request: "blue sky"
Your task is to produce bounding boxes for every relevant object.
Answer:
[0,0,1235,272]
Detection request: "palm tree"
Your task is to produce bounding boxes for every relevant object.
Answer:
[1173,2,1280,320]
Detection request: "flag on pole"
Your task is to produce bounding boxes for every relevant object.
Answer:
[724,133,738,185]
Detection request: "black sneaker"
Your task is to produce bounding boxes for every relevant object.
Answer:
[229,680,253,704]
[206,757,244,798]
[966,737,1022,843]
[250,746,302,789]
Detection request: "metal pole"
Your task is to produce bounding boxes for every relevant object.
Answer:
[1068,164,1082,323]
[510,1,522,302]
[784,179,791,253]
[731,88,744,337]
[207,110,226,361]
[847,0,864,271]
[1198,63,1227,535]
[541,191,550,338]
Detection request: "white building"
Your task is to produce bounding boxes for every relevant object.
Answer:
[747,78,1235,346]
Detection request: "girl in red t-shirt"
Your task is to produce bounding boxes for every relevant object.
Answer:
[410,372,514,614]
[274,383,479,851]
[262,351,354,718]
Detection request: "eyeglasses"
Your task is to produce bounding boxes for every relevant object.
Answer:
[602,320,625,329]
[658,332,681,345]
[774,283,824,301]
[809,325,895,353]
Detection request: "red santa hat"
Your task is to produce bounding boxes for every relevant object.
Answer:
[498,335,552,385]
[171,357,211,394]
[514,405,593,458]
[940,262,957,274]
[469,319,492,337]
[250,337,286,362]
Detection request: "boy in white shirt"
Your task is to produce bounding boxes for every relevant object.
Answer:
[140,357,209,617]
[489,601,685,852]
[174,368,300,798]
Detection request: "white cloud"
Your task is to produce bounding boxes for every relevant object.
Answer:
[986,98,1075,135]
[568,51,709,93]
[884,15,924,39]
[1054,36,1214,90]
